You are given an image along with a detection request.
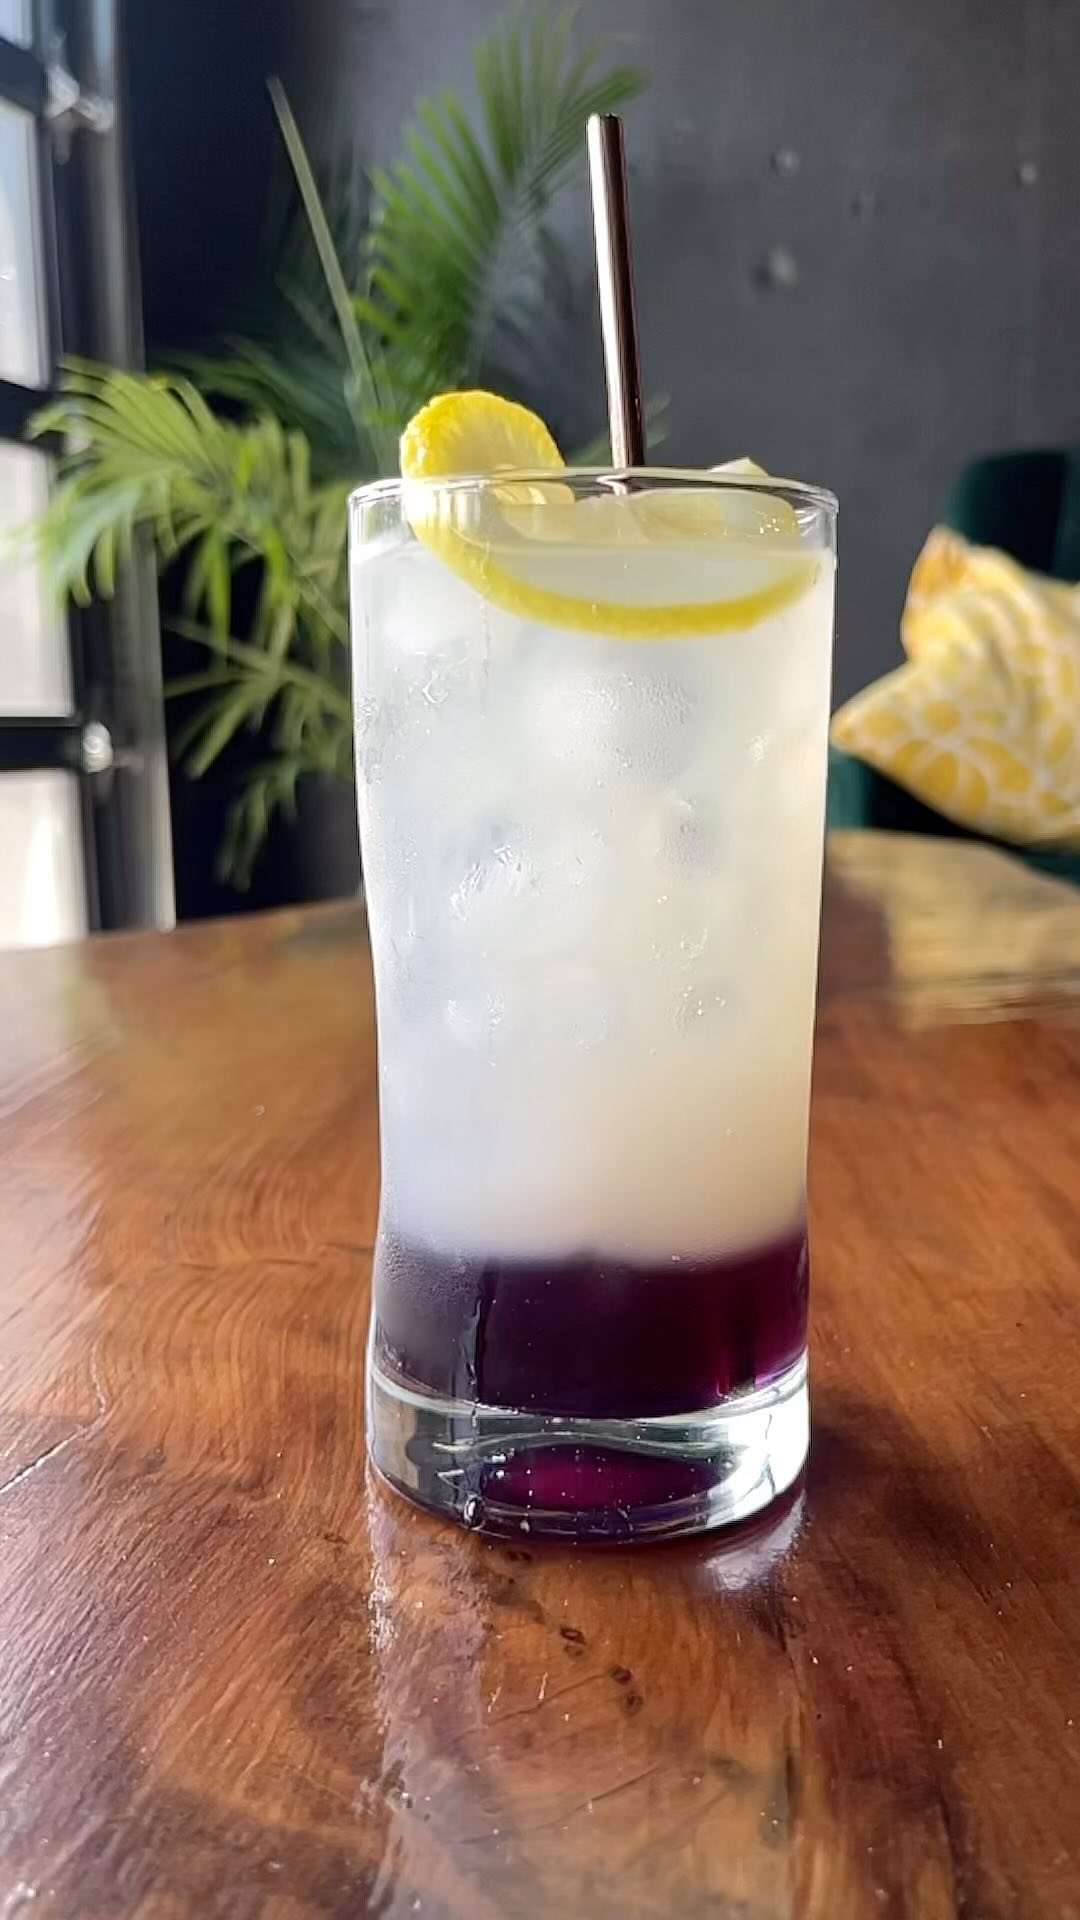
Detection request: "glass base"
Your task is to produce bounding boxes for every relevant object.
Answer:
[367,1353,809,1543]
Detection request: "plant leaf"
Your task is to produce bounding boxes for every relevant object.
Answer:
[267,78,396,471]
[364,6,646,419]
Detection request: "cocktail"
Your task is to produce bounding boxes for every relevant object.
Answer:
[351,390,836,1540]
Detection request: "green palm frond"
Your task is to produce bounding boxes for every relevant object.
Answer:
[218,758,306,890]
[31,363,350,644]
[267,78,396,470]
[23,5,653,884]
[177,337,367,478]
[360,5,645,421]
[31,364,353,858]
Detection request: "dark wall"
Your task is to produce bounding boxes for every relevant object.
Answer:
[128,0,343,345]
[317,0,1080,702]
[125,0,344,917]
[128,1,288,349]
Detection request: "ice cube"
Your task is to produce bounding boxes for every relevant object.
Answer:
[353,544,478,665]
[530,660,699,785]
[445,820,608,959]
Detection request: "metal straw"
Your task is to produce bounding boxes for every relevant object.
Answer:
[586,113,647,470]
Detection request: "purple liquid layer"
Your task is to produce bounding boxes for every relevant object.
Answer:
[374,1230,808,1419]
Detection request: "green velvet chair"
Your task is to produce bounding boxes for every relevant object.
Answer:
[827,448,1080,886]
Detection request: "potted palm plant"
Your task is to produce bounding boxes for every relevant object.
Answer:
[30,7,644,894]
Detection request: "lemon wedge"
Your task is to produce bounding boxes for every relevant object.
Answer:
[400,391,818,639]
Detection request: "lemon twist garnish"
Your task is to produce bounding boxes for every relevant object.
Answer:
[400,391,818,638]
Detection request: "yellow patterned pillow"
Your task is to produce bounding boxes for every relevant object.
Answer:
[832,527,1080,847]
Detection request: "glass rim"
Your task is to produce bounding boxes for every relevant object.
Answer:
[349,465,838,516]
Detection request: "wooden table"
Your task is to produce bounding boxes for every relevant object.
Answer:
[2,831,1079,1919]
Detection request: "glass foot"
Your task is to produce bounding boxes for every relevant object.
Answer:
[367,1353,808,1543]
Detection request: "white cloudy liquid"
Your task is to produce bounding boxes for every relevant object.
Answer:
[352,535,834,1263]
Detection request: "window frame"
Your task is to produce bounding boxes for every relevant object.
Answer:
[0,0,174,935]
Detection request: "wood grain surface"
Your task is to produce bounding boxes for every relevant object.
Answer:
[1,830,1079,1920]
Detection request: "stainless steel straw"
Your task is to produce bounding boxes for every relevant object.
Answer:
[586,112,647,470]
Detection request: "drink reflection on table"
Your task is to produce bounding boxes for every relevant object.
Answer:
[356,1475,860,1918]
